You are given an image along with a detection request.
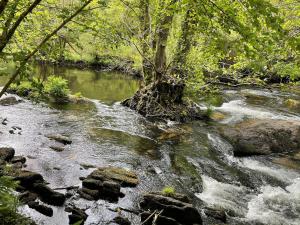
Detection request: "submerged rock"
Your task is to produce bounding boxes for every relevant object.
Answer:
[50,145,65,152]
[221,119,300,156]
[0,96,22,106]
[140,192,202,225]
[0,147,15,161]
[46,134,72,145]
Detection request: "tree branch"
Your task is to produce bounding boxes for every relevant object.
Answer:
[0,0,94,98]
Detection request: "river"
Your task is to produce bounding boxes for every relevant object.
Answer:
[0,65,299,225]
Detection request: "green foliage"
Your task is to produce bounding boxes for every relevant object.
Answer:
[162,186,176,196]
[44,76,70,99]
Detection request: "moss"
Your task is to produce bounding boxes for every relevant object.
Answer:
[162,186,176,196]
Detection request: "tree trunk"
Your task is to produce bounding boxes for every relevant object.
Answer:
[172,7,196,79]
[154,0,176,81]
[139,0,152,85]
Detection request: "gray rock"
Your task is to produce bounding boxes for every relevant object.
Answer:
[220,119,300,156]
[49,145,65,152]
[0,96,21,106]
[0,147,15,161]
[46,134,72,145]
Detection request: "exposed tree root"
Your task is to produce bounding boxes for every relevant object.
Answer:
[122,78,206,122]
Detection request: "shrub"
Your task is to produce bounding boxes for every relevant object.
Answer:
[162,186,175,196]
[44,76,70,99]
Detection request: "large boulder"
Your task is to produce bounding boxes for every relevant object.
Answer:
[0,147,15,161]
[140,192,202,225]
[221,119,300,156]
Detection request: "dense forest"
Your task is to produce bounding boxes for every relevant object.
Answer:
[0,0,299,225]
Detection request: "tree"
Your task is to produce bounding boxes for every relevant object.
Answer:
[0,0,95,98]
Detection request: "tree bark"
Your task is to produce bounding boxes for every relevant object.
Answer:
[172,8,196,79]
[139,0,152,85]
[154,0,176,81]
[0,0,8,16]
[0,0,94,98]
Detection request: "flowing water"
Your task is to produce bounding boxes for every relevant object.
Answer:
[0,65,299,225]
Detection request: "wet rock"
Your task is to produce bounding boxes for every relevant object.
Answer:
[0,96,21,106]
[88,167,139,187]
[9,129,14,134]
[78,188,99,200]
[1,118,7,125]
[28,201,53,217]
[65,206,88,225]
[33,183,66,206]
[19,191,38,204]
[140,193,202,225]
[78,188,95,201]
[0,147,15,161]
[46,134,72,145]
[80,163,96,169]
[204,207,226,223]
[50,145,65,152]
[113,216,131,225]
[82,178,103,190]
[11,156,26,164]
[14,171,44,188]
[221,119,300,156]
[141,212,179,225]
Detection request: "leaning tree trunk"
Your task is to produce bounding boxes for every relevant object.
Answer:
[139,0,153,85]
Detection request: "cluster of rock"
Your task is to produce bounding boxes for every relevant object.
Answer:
[0,147,62,217]
[79,167,139,202]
